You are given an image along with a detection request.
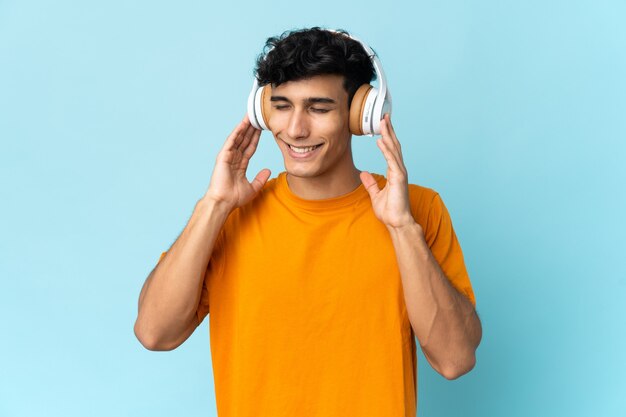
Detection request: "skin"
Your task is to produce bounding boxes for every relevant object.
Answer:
[361,114,482,380]
[134,119,269,350]
[267,74,362,199]
[135,73,482,380]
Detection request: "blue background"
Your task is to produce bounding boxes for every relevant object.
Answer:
[1,0,625,416]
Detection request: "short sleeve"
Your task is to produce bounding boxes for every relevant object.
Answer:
[424,193,476,307]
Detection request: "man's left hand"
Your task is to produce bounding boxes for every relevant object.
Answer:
[360,114,416,230]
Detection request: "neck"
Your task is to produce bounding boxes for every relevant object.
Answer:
[286,166,362,200]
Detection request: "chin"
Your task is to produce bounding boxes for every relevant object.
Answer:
[284,164,321,178]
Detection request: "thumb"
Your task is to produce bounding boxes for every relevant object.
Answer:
[360,171,380,199]
[250,168,271,194]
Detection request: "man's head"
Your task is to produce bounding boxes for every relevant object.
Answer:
[253,27,376,183]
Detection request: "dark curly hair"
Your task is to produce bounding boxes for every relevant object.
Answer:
[254,27,376,107]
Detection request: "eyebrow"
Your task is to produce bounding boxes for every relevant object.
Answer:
[270,96,337,105]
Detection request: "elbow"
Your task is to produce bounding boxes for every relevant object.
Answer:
[134,320,178,351]
[440,354,476,380]
[423,345,478,380]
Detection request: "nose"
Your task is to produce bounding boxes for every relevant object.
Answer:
[286,108,310,140]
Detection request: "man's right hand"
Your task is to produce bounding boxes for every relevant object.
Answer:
[203,115,271,212]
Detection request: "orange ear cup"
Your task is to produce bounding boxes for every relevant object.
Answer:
[349,84,373,136]
[260,84,272,130]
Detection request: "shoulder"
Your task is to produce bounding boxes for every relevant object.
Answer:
[367,173,441,226]
[259,172,285,196]
[408,183,439,208]
[407,183,442,230]
[227,175,280,219]
[370,172,439,210]
[263,175,280,192]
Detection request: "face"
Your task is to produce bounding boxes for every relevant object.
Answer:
[267,74,354,181]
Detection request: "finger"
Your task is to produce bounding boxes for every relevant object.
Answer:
[381,116,403,159]
[359,171,380,199]
[238,129,262,172]
[237,122,258,152]
[242,128,262,160]
[377,136,404,175]
[384,114,398,138]
[223,118,250,151]
[380,120,407,174]
[250,168,272,194]
[380,118,399,157]
[382,115,405,166]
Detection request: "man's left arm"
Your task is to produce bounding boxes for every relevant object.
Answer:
[360,114,482,380]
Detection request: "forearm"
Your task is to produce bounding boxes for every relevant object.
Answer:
[134,197,231,350]
[387,222,482,379]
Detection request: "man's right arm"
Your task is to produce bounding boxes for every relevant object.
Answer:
[134,198,231,351]
[134,115,270,351]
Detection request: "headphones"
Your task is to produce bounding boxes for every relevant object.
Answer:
[247,30,392,136]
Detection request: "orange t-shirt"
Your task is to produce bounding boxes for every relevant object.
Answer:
[158,172,475,417]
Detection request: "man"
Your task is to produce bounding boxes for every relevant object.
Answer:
[135,27,482,416]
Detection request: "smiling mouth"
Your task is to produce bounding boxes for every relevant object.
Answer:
[287,143,323,154]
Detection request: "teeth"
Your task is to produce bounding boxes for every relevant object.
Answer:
[289,144,320,153]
